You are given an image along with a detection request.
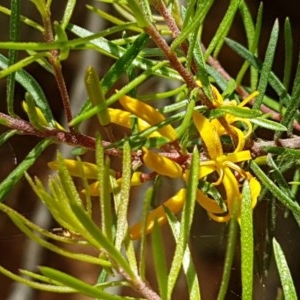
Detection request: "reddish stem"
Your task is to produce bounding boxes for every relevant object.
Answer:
[41,8,74,131]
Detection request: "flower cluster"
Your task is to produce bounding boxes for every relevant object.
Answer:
[48,87,261,240]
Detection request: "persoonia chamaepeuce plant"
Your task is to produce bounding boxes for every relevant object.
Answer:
[0,0,300,299]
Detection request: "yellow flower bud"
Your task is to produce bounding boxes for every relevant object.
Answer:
[143,148,182,178]
[119,95,177,141]
[129,188,186,240]
[48,159,98,179]
[108,108,161,138]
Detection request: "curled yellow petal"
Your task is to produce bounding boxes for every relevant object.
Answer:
[246,172,261,209]
[222,167,241,216]
[193,111,223,159]
[129,188,186,240]
[196,189,225,214]
[208,211,231,222]
[83,171,144,196]
[143,148,182,178]
[48,159,98,179]
[238,91,259,107]
[108,108,161,138]
[119,95,177,141]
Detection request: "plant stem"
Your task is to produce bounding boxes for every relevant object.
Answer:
[41,5,74,131]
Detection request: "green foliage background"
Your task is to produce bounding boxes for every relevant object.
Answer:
[1,0,300,299]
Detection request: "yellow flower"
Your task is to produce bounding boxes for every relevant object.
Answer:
[48,159,144,196]
[48,89,261,240]
[211,89,259,143]
[192,111,260,221]
[107,108,162,138]
[118,95,177,141]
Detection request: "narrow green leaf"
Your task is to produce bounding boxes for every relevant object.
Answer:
[151,221,168,300]
[69,60,170,126]
[0,129,17,147]
[0,265,74,293]
[205,0,241,58]
[249,3,263,89]
[213,106,262,119]
[85,66,111,126]
[176,92,196,138]
[61,0,76,30]
[217,213,238,300]
[225,39,291,105]
[7,0,20,116]
[250,161,300,226]
[283,18,293,90]
[167,147,199,299]
[137,187,153,279]
[240,180,254,300]
[250,117,287,131]
[165,208,201,300]
[115,140,132,249]
[70,203,134,278]
[236,1,261,86]
[68,24,180,81]
[0,6,43,32]
[101,32,149,92]
[254,20,279,109]
[273,238,297,299]
[96,135,113,241]
[40,267,126,299]
[0,54,55,124]
[280,49,300,133]
[193,39,213,99]
[263,146,300,158]
[171,0,213,51]
[0,138,52,202]
[0,52,48,79]
[3,204,111,267]
[267,155,296,202]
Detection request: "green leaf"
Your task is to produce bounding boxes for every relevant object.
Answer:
[267,155,296,203]
[250,161,300,226]
[0,265,74,293]
[40,267,126,299]
[280,49,300,133]
[167,147,199,299]
[68,24,180,81]
[273,238,297,299]
[0,138,52,202]
[7,0,20,116]
[171,0,213,51]
[101,32,149,92]
[263,146,300,158]
[138,187,154,279]
[0,54,55,124]
[151,221,168,300]
[240,180,254,300]
[225,39,291,105]
[254,20,279,109]
[237,1,261,86]
[165,208,201,300]
[205,0,241,58]
[70,203,134,278]
[250,117,287,131]
[217,212,238,300]
[61,0,76,30]
[69,60,171,126]
[96,135,113,241]
[115,140,132,249]
[283,18,293,90]
[212,106,262,119]
[0,129,17,147]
